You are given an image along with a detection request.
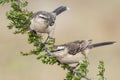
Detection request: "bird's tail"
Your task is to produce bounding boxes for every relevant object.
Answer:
[90,41,116,48]
[52,6,69,15]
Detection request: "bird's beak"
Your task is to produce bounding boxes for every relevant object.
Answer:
[49,19,55,26]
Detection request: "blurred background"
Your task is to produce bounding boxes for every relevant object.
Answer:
[0,0,120,80]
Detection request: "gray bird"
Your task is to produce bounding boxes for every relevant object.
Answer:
[45,40,116,64]
[29,6,69,41]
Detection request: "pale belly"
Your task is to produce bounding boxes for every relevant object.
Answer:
[57,53,84,64]
[30,19,49,33]
[33,22,48,33]
[50,48,89,64]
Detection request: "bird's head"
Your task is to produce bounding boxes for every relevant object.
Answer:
[32,11,56,26]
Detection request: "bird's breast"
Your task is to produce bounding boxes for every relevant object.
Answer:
[30,18,49,33]
[57,52,84,64]
[51,48,85,64]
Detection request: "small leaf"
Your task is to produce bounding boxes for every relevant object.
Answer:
[21,1,28,7]
[0,0,9,5]
[97,61,106,80]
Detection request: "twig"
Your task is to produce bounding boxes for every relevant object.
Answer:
[83,76,92,80]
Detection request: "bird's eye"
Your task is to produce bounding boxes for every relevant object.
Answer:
[38,14,48,20]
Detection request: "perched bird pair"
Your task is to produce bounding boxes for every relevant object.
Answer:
[29,6,116,65]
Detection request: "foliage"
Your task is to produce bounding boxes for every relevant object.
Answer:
[0,0,10,4]
[97,61,106,80]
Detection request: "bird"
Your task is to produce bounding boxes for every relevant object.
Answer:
[29,6,69,42]
[45,40,116,64]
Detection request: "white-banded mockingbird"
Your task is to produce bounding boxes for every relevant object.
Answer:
[45,40,116,64]
[29,6,69,42]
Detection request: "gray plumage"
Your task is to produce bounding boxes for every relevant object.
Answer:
[29,6,69,35]
[51,40,116,55]
[45,40,116,64]
[31,11,56,26]
[90,41,116,48]
[52,6,68,15]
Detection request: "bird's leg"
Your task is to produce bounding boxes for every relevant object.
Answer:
[40,35,50,49]
[83,76,91,80]
[44,35,50,44]
[44,46,52,55]
[75,63,80,68]
[67,66,76,72]
[70,63,80,74]
[29,29,37,35]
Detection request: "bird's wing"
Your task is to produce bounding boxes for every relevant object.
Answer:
[66,40,92,55]
[52,40,92,55]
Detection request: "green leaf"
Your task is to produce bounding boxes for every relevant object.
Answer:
[11,1,21,11]
[46,37,55,46]
[73,75,81,80]
[21,1,28,7]
[65,71,73,80]
[0,0,9,5]
[97,61,106,80]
